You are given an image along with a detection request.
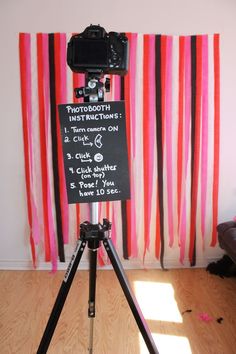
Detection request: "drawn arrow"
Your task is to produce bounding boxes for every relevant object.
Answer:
[81,159,92,163]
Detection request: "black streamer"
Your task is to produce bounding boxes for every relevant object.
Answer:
[155,35,165,269]
[190,36,197,267]
[48,34,65,262]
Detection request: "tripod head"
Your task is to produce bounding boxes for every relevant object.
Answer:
[80,218,112,250]
[74,73,110,102]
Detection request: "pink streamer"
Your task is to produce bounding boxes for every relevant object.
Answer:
[111,202,118,248]
[165,36,174,247]
[25,34,40,246]
[130,33,137,158]
[97,202,107,265]
[60,34,67,104]
[179,36,191,264]
[201,35,209,240]
[111,75,121,247]
[130,178,137,257]
[129,34,138,257]
[113,75,121,102]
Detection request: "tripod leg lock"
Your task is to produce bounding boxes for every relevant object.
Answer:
[88,301,95,317]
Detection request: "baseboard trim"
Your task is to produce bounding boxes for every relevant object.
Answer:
[0,257,220,271]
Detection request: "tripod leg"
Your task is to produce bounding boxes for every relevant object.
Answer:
[37,239,86,354]
[103,238,159,354]
[88,249,97,354]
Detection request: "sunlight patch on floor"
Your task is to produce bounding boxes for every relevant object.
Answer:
[139,333,192,354]
[134,281,183,323]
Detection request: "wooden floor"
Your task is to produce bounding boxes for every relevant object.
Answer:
[0,268,236,354]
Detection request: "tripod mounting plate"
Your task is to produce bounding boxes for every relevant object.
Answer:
[74,74,110,101]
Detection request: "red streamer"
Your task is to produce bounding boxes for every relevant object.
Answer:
[211,34,220,246]
[54,33,69,244]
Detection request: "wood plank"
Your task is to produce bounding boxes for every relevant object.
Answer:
[0,269,235,353]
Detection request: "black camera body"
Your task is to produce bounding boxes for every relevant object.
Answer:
[67,25,129,75]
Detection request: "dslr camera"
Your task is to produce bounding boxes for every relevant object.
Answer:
[67,25,129,75]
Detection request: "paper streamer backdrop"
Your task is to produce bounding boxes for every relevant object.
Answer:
[19,32,220,271]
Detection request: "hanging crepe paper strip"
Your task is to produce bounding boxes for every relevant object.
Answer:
[71,38,91,242]
[143,34,150,256]
[145,35,156,257]
[48,34,66,262]
[201,35,208,241]
[97,79,116,266]
[120,33,137,260]
[189,36,202,266]
[129,33,138,258]
[19,32,220,269]
[179,36,191,264]
[72,70,85,238]
[177,36,185,233]
[165,36,174,247]
[143,35,156,257]
[19,33,39,268]
[110,74,122,250]
[155,35,165,268]
[37,34,58,270]
[143,35,154,257]
[121,35,140,260]
[120,75,129,260]
[201,35,209,240]
[211,34,220,247]
[53,33,69,246]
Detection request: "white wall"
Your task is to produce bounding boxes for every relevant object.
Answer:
[1,0,236,269]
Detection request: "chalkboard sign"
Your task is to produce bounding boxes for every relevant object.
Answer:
[58,101,130,204]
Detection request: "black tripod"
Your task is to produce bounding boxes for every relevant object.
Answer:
[37,219,158,353]
[37,75,159,353]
